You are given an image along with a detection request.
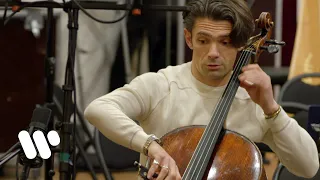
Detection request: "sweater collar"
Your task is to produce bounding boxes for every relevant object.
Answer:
[183,61,250,100]
[184,62,227,98]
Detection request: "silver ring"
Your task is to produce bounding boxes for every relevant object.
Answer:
[161,165,169,169]
[153,159,159,165]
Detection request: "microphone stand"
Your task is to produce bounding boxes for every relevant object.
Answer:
[39,1,100,179]
[56,2,188,179]
[42,1,56,179]
[39,1,101,179]
[0,146,39,180]
[0,1,189,179]
[58,6,78,180]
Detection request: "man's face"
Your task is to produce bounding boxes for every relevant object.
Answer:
[184,18,239,86]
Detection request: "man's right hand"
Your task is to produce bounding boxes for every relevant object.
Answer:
[147,141,182,180]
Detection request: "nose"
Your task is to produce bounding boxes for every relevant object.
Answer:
[208,43,220,59]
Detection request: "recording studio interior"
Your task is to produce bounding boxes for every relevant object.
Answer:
[0,0,320,180]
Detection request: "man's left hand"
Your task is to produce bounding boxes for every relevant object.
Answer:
[238,64,279,115]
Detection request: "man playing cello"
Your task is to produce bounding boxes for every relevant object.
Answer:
[84,0,319,179]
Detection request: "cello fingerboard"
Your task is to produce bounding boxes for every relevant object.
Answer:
[182,49,254,180]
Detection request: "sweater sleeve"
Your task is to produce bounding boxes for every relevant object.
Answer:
[258,105,319,178]
[84,72,169,153]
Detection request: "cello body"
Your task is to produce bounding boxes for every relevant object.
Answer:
[151,125,268,180]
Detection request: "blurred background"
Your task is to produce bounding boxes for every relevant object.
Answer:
[0,0,319,179]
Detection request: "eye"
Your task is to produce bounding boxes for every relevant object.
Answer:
[221,40,231,46]
[198,39,207,44]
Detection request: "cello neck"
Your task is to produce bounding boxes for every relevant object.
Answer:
[210,49,255,126]
[182,49,254,180]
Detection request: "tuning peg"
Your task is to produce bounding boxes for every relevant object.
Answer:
[265,39,286,46]
[260,45,279,54]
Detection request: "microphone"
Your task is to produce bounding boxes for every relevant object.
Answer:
[27,106,51,134]
[0,107,52,180]
[18,106,52,168]
[19,107,52,180]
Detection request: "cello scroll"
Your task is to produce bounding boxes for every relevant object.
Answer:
[246,12,286,63]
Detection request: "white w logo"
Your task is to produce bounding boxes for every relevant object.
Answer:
[18,130,60,160]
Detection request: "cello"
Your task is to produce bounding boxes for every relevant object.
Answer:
[135,12,285,180]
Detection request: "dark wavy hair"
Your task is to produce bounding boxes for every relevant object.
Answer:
[183,0,255,47]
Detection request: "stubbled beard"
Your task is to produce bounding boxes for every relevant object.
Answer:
[206,69,232,80]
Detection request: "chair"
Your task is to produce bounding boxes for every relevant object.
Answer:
[257,73,320,164]
[273,163,320,180]
[261,67,289,86]
[272,73,320,180]
[277,73,320,127]
[272,105,320,180]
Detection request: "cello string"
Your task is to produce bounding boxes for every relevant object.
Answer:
[191,49,252,179]
[192,48,253,179]
[182,49,251,179]
[183,47,253,179]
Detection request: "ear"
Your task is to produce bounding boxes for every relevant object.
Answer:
[184,28,193,50]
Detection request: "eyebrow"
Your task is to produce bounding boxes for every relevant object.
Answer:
[196,31,230,39]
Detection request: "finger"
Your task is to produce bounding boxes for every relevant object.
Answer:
[239,80,248,89]
[239,69,252,79]
[165,159,177,180]
[148,159,160,179]
[241,66,247,72]
[239,70,256,85]
[175,165,182,180]
[238,74,246,82]
[244,80,254,86]
[243,64,260,71]
[241,64,251,72]
[240,79,255,88]
[157,165,169,180]
[157,160,170,180]
[239,75,255,89]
